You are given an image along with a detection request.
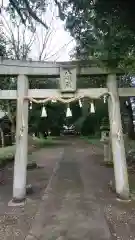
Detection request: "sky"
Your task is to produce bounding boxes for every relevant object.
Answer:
[0,0,76,61]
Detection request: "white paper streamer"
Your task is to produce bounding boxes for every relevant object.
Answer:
[30,101,32,110]
[66,106,72,117]
[79,99,82,108]
[41,106,47,117]
[90,102,95,113]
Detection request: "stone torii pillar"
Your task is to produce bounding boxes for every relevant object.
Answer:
[12,74,29,203]
[107,74,129,199]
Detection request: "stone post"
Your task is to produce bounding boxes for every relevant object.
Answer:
[100,131,109,163]
[107,74,129,199]
[13,75,28,202]
[104,141,109,162]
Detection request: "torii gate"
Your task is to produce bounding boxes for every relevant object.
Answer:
[0,59,134,203]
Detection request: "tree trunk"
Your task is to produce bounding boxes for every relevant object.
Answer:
[120,97,135,139]
[120,98,128,134]
[11,122,16,144]
[0,127,4,147]
[127,99,135,139]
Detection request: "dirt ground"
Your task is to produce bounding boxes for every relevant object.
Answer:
[1,138,135,240]
[0,146,64,240]
[26,138,135,240]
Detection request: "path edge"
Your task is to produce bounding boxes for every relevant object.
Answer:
[25,150,64,240]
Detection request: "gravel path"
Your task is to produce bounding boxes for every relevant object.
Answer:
[26,139,135,240]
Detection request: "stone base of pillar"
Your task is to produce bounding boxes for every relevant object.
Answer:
[8,198,26,207]
[12,197,26,203]
[9,184,34,206]
[108,179,131,201]
[116,196,131,202]
[102,140,113,166]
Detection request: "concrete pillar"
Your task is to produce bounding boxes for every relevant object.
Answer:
[108,137,113,162]
[107,74,129,199]
[13,75,28,202]
[104,142,109,162]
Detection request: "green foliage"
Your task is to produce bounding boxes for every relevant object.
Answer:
[6,0,135,48]
[95,1,135,35]
[0,33,17,127]
[81,99,108,136]
[63,0,135,70]
[0,136,61,166]
[29,101,66,136]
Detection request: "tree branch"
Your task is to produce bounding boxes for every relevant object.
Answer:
[1,14,19,59]
[9,0,26,24]
[9,0,66,28]
[23,0,48,29]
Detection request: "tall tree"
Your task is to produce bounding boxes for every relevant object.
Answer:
[1,0,135,38]
[61,0,135,138]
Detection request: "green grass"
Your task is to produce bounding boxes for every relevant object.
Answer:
[124,137,135,154]
[0,146,15,161]
[80,135,102,147]
[81,135,135,153]
[0,136,62,166]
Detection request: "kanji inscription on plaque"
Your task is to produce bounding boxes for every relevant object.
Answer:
[60,67,76,92]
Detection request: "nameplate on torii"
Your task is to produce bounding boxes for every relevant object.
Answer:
[60,67,77,92]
